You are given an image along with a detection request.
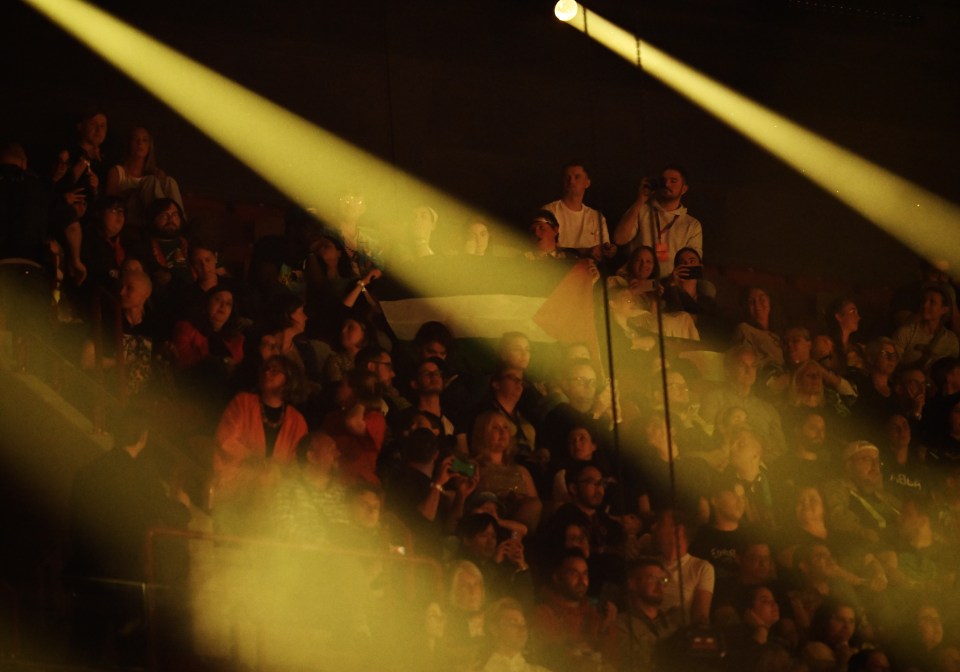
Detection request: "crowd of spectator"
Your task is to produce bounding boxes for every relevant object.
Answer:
[2,107,960,672]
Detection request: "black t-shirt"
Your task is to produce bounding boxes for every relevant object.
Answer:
[689,526,746,580]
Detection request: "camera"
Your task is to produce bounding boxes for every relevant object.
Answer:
[641,176,664,191]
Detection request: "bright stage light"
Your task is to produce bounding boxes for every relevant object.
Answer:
[559,4,960,275]
[554,0,579,22]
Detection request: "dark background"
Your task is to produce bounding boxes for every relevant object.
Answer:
[5,0,959,284]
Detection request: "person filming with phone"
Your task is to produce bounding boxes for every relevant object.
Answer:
[612,165,702,278]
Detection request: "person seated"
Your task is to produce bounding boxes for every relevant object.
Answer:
[801,599,864,671]
[732,287,784,372]
[524,209,572,261]
[823,298,867,373]
[175,239,229,321]
[321,369,387,486]
[766,326,858,404]
[724,427,779,533]
[383,428,478,555]
[105,126,184,230]
[893,282,959,370]
[395,356,468,453]
[355,345,409,419]
[929,398,960,466]
[636,508,714,625]
[541,463,640,593]
[470,410,541,531]
[139,197,190,292]
[821,441,902,556]
[920,355,960,444]
[880,413,931,501]
[688,473,750,581]
[700,345,788,464]
[78,195,129,299]
[454,513,532,605]
[664,246,724,343]
[331,189,381,277]
[621,411,711,524]
[779,359,856,438]
[322,315,374,385]
[444,560,488,654]
[848,337,901,444]
[169,283,244,373]
[79,268,162,397]
[711,539,786,625]
[529,549,617,671]
[214,355,308,492]
[267,430,348,544]
[770,411,834,504]
[541,358,616,461]
[461,217,490,257]
[391,204,439,262]
[480,598,550,672]
[607,558,682,671]
[548,422,613,513]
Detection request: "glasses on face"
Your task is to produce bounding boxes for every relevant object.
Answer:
[420,369,443,379]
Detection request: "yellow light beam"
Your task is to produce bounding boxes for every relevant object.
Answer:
[561,4,960,273]
[23,0,533,260]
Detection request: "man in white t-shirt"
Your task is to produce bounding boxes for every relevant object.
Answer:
[542,161,614,259]
[613,165,703,277]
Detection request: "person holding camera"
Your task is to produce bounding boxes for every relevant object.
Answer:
[613,165,702,277]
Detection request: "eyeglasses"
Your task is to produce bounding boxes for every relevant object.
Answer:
[420,369,443,379]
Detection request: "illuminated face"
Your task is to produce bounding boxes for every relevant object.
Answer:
[102,204,125,239]
[451,569,484,613]
[411,206,436,238]
[260,359,287,394]
[797,363,824,396]
[803,544,834,579]
[287,305,307,335]
[712,483,746,522]
[563,524,590,557]
[628,565,668,609]
[730,351,758,389]
[561,165,591,200]
[784,330,812,364]
[631,249,656,280]
[119,274,150,309]
[676,249,701,267]
[51,150,70,182]
[572,466,606,509]
[314,237,341,267]
[78,113,107,148]
[660,168,687,201]
[530,218,558,253]
[795,487,824,522]
[191,247,217,278]
[567,428,597,461]
[555,556,590,601]
[338,191,366,222]
[747,289,771,326]
[464,523,498,560]
[369,354,395,385]
[340,319,366,350]
[259,333,281,361]
[751,588,779,628]
[464,221,489,255]
[665,372,690,404]
[309,434,340,472]
[827,606,856,647]
[918,606,944,650]
[351,491,381,529]
[493,368,525,404]
[485,415,513,453]
[835,301,860,333]
[415,362,444,394]
[847,449,882,491]
[207,290,233,331]
[799,414,826,448]
[493,608,529,652]
[153,203,182,236]
[730,432,762,473]
[885,414,911,448]
[562,364,598,406]
[500,336,531,370]
[874,343,899,374]
[740,544,773,582]
[129,127,151,159]
[922,290,949,324]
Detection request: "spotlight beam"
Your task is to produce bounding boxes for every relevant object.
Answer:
[560,5,960,273]
[23,0,532,258]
